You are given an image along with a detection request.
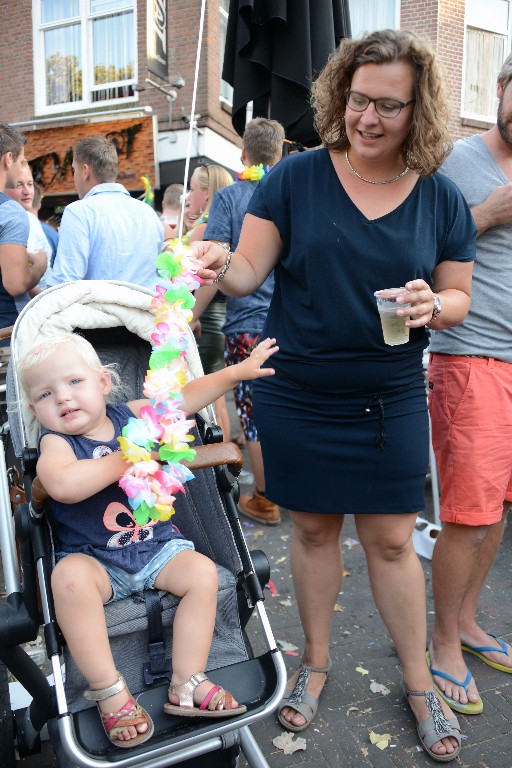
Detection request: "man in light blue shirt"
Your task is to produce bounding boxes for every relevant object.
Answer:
[48,136,163,291]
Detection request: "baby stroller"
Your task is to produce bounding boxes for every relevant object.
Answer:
[0,281,286,768]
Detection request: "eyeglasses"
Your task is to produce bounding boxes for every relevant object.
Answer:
[345,90,415,118]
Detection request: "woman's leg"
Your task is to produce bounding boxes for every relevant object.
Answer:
[279,511,345,728]
[154,549,241,709]
[355,513,458,757]
[52,554,148,741]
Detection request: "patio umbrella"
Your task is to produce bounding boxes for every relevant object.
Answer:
[223,0,351,147]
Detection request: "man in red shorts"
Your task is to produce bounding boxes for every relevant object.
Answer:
[427,54,512,716]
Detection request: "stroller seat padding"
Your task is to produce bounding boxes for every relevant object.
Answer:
[63,564,248,713]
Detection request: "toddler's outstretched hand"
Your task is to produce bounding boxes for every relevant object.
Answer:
[237,338,279,380]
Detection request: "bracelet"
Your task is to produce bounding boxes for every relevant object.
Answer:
[213,243,233,283]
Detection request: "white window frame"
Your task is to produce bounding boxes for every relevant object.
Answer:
[462,0,511,122]
[32,0,138,115]
[219,0,233,107]
[348,0,400,39]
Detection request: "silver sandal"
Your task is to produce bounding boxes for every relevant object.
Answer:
[84,672,154,749]
[163,672,247,718]
[406,687,462,762]
[277,660,331,732]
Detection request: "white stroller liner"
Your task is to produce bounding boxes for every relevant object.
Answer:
[0,281,286,768]
[8,280,206,454]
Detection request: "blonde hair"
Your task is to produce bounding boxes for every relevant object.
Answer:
[312,28,451,176]
[19,333,122,403]
[192,165,233,217]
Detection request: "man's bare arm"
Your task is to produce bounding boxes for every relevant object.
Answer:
[471,183,512,236]
[0,244,47,295]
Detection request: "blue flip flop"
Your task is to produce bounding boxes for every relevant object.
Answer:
[461,633,512,674]
[426,650,483,715]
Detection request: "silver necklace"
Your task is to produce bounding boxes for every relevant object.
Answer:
[345,149,409,185]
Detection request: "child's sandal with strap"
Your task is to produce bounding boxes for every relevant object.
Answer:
[84,672,154,749]
[163,672,247,718]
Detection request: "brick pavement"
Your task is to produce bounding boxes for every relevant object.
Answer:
[237,483,512,768]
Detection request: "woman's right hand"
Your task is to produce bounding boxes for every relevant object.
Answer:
[190,241,229,283]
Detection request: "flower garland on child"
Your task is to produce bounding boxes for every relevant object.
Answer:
[117,240,201,525]
[118,164,270,524]
[236,164,271,181]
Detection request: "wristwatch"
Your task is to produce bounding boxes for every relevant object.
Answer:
[430,294,442,323]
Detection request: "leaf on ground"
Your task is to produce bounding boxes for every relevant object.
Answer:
[369,681,390,695]
[275,556,287,564]
[333,603,344,612]
[343,570,350,577]
[277,640,299,652]
[369,730,391,750]
[272,732,307,754]
[361,747,369,757]
[356,665,369,676]
[347,705,374,716]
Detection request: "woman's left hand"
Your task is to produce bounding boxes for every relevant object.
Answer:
[396,280,437,327]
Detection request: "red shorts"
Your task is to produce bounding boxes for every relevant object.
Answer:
[428,353,512,526]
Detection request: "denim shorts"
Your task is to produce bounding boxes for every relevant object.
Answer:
[56,537,195,602]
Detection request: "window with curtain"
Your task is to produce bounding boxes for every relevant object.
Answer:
[35,0,136,112]
[220,0,233,104]
[348,0,397,39]
[463,0,511,120]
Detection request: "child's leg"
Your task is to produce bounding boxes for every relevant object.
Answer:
[153,549,241,709]
[52,554,150,742]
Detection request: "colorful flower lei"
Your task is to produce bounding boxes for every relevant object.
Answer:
[236,164,271,181]
[117,240,202,525]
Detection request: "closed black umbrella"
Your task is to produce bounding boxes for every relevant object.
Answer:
[223,0,351,147]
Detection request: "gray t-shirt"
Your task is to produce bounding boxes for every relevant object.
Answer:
[430,134,512,361]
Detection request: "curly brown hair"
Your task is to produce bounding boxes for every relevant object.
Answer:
[311,29,451,176]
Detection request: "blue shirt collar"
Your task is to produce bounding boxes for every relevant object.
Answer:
[83,183,130,200]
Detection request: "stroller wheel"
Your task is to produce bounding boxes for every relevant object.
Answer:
[0,660,16,768]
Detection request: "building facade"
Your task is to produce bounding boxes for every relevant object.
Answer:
[0,0,241,216]
[0,0,508,217]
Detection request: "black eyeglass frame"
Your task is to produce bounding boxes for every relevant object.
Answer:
[344,90,415,118]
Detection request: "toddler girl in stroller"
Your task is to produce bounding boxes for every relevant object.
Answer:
[18,331,278,750]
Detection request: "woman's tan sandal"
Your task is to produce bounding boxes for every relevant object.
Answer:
[163,672,247,718]
[84,672,154,748]
[277,660,331,732]
[406,687,462,762]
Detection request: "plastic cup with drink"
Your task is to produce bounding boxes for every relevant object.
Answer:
[374,288,412,346]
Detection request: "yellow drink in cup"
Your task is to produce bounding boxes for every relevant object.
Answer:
[374,289,412,346]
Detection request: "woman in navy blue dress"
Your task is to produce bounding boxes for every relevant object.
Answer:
[195,29,475,762]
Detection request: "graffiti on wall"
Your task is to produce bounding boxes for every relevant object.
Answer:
[26,117,157,195]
